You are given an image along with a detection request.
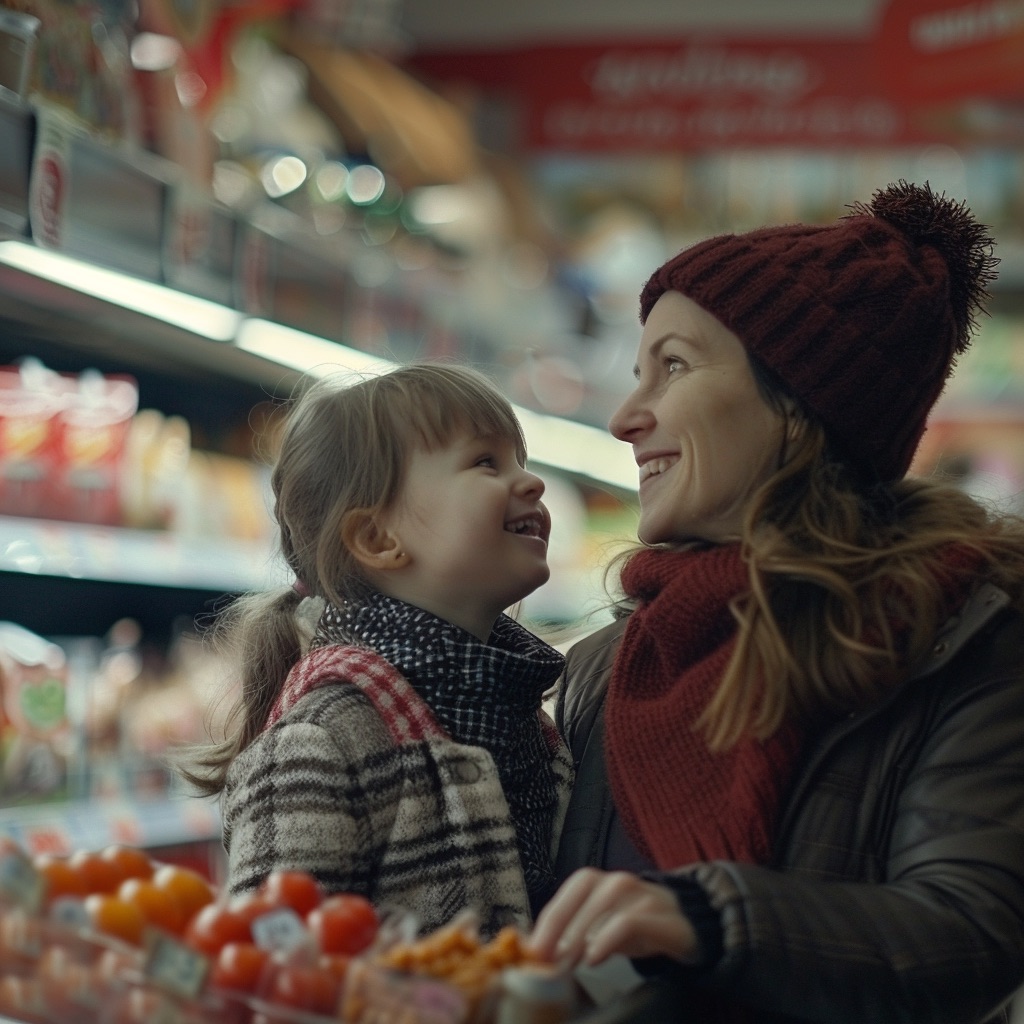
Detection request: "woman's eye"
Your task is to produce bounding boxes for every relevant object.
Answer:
[665,357,686,374]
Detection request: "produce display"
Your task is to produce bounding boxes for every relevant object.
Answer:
[0,839,574,1024]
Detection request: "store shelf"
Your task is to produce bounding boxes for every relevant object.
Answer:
[0,242,301,397]
[0,516,284,593]
[0,794,220,856]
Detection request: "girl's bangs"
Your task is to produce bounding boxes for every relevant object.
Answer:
[404,383,527,461]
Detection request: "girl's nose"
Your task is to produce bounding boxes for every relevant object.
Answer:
[609,390,652,442]
[516,467,545,500]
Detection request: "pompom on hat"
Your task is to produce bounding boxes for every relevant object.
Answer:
[639,180,999,482]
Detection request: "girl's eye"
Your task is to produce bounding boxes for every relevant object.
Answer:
[475,455,497,468]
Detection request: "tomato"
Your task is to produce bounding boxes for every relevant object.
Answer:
[258,869,323,917]
[151,865,215,927]
[69,849,124,894]
[209,941,272,993]
[33,854,88,905]
[100,845,154,883]
[306,894,378,955]
[118,877,186,936]
[85,893,147,945]
[183,902,252,957]
[267,962,341,1015]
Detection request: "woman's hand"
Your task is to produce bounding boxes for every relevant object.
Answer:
[529,868,699,968]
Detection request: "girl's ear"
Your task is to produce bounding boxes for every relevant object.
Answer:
[340,509,410,571]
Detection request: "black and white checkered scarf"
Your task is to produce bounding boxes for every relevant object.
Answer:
[311,591,565,911]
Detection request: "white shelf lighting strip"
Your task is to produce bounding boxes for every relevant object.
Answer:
[0,240,243,342]
[0,241,638,492]
[235,319,639,492]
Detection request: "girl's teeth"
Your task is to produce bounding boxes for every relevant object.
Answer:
[506,520,536,534]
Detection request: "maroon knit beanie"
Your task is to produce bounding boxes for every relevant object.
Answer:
[639,180,998,481]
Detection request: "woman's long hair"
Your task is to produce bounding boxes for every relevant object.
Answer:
[178,363,528,795]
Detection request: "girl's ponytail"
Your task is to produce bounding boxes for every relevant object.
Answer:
[176,584,314,796]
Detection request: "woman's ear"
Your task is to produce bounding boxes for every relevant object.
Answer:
[340,509,410,571]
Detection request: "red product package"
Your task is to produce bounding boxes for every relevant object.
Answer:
[49,369,139,526]
[0,362,67,519]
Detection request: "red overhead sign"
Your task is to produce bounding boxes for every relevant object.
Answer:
[409,3,1024,151]
[876,0,1024,102]
[534,38,908,151]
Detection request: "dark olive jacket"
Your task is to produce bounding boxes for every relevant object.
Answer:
[554,583,1024,1024]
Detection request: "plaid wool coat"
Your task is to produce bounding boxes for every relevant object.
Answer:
[221,645,574,936]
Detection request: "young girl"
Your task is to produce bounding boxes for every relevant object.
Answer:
[183,363,573,936]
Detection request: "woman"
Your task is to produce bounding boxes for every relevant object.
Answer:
[529,181,1024,1023]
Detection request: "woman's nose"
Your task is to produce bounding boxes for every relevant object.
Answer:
[609,391,652,442]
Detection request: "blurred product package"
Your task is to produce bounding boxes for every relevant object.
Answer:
[0,359,138,525]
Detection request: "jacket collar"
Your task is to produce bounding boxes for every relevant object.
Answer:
[906,581,1009,681]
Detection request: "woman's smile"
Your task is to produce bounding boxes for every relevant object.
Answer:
[638,453,680,487]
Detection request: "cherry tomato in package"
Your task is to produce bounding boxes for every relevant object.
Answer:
[257,869,323,918]
[184,902,252,957]
[306,893,378,956]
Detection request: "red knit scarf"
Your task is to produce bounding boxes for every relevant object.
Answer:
[606,541,985,871]
[605,543,803,870]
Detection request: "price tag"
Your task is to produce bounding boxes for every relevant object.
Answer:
[0,843,43,912]
[250,907,308,952]
[143,931,210,998]
[48,896,90,928]
[28,101,76,250]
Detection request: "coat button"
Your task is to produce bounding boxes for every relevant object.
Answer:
[453,760,482,783]
[933,641,948,655]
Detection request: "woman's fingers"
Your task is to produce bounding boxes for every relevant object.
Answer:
[579,882,694,965]
[529,869,698,967]
[530,867,607,961]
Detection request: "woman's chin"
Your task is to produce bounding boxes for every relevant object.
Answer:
[637,524,669,546]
